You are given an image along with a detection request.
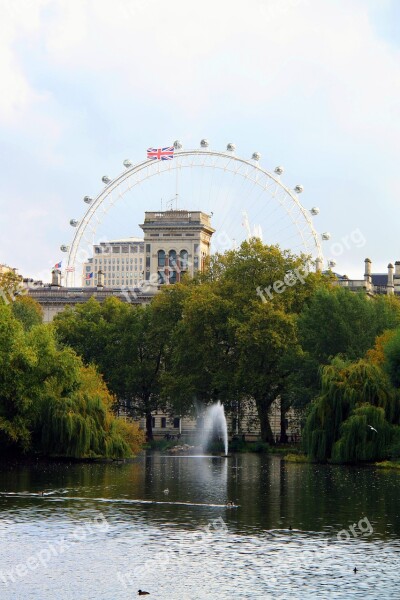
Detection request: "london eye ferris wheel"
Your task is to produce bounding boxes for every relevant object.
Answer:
[61,139,330,287]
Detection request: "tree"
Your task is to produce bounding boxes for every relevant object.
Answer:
[54,297,169,440]
[298,287,400,364]
[383,328,400,389]
[0,303,143,458]
[160,240,325,443]
[0,268,22,303]
[12,296,43,330]
[303,356,398,462]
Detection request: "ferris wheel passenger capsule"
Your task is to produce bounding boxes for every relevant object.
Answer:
[294,185,304,194]
[102,175,111,184]
[123,159,132,168]
[200,139,209,148]
[69,219,79,227]
[227,143,236,152]
[173,140,183,150]
[328,260,336,268]
[310,207,320,215]
[252,152,261,161]
[60,245,69,252]
[83,196,93,204]
[322,232,331,240]
[274,166,284,175]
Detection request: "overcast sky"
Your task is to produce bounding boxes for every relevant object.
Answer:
[1,0,399,281]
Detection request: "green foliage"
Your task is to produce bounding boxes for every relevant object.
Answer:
[383,328,400,388]
[0,303,144,458]
[298,287,400,364]
[386,426,400,459]
[332,405,391,463]
[303,357,397,462]
[54,296,168,440]
[0,269,22,302]
[160,240,325,443]
[11,296,43,330]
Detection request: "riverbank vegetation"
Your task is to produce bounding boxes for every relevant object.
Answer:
[0,300,144,459]
[5,240,400,464]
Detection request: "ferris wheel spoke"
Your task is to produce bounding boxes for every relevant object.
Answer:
[65,148,322,284]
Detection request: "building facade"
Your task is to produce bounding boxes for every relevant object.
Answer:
[139,210,215,285]
[81,238,145,288]
[335,258,400,296]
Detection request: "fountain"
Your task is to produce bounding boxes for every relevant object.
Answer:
[200,401,229,456]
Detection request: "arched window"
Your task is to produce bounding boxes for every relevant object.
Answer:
[180,249,188,270]
[158,250,166,267]
[169,249,177,268]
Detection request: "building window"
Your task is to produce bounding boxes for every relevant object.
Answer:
[158,250,166,267]
[180,249,188,269]
[173,417,180,429]
[158,271,166,284]
[169,249,177,268]
[152,417,156,428]
[146,244,151,253]
[169,270,177,284]
[146,257,150,268]
[161,417,167,428]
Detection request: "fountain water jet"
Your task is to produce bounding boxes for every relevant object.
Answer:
[200,401,229,456]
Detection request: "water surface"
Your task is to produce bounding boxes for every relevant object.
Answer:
[0,453,399,599]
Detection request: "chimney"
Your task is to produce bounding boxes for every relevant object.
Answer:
[51,269,61,287]
[364,258,372,293]
[97,270,104,289]
[394,261,400,295]
[387,263,394,295]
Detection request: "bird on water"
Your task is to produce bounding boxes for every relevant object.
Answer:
[353,567,358,573]
[138,591,150,596]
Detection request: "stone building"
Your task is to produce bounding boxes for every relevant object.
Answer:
[81,238,145,288]
[139,210,215,285]
[335,258,400,296]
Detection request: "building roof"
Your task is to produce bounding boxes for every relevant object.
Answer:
[98,237,143,244]
[371,273,388,286]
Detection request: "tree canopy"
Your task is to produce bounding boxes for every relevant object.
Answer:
[0,302,143,458]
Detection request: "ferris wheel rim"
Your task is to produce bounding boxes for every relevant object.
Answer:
[65,148,323,286]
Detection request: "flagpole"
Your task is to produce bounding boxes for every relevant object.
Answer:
[176,161,179,210]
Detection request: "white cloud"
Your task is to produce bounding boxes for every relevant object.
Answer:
[1,0,400,278]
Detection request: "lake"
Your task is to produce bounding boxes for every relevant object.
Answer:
[0,453,399,599]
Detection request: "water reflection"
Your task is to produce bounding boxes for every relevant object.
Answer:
[0,453,399,599]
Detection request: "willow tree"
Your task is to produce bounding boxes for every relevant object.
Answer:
[303,356,396,462]
[332,405,391,463]
[37,364,144,459]
[0,304,144,458]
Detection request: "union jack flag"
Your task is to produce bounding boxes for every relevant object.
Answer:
[147,147,174,161]
[54,261,62,269]
[85,272,93,280]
